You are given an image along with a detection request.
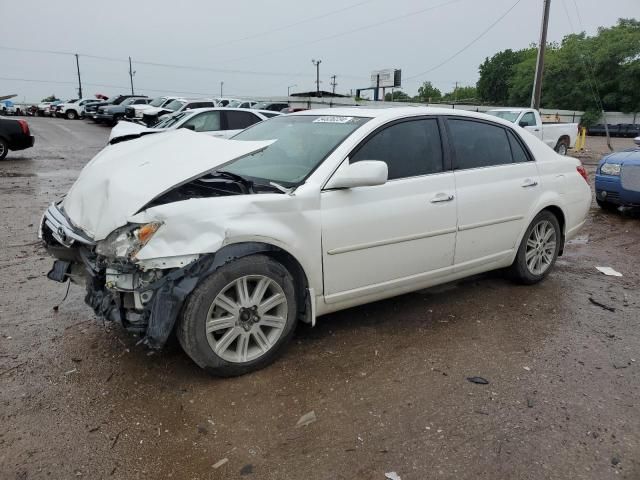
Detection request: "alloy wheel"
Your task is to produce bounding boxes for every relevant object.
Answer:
[525,220,557,275]
[205,275,288,363]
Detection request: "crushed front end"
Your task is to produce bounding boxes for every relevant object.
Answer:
[40,201,203,348]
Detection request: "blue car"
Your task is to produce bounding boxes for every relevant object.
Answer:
[595,137,640,209]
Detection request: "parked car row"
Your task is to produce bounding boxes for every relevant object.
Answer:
[587,123,640,138]
[109,107,280,143]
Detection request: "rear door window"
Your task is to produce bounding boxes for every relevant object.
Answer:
[350,118,443,180]
[181,111,221,132]
[448,119,513,169]
[224,111,262,130]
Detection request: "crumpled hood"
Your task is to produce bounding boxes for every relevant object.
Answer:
[63,129,273,240]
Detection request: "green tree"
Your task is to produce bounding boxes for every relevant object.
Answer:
[384,90,412,102]
[482,19,640,114]
[415,81,442,102]
[41,94,60,102]
[477,49,533,103]
[442,86,478,103]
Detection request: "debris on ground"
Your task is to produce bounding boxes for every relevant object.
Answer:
[611,456,620,466]
[212,458,228,469]
[467,377,489,385]
[523,366,531,371]
[588,297,616,312]
[296,410,317,427]
[385,472,402,480]
[197,424,208,435]
[240,464,254,475]
[595,266,623,277]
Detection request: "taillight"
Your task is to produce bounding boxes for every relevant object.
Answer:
[17,119,30,135]
[577,165,589,184]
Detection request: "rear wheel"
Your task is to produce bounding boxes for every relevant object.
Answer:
[508,211,561,285]
[177,255,298,377]
[554,139,568,155]
[0,138,8,160]
[66,110,77,120]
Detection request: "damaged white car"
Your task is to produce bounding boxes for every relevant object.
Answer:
[40,108,591,376]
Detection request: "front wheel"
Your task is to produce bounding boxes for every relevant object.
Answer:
[66,110,77,120]
[0,138,8,160]
[177,255,298,377]
[508,211,561,285]
[596,198,618,212]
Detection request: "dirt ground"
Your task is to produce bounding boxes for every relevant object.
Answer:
[1,118,638,480]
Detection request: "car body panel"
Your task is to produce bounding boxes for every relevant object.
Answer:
[63,130,274,239]
[595,141,640,206]
[42,106,591,346]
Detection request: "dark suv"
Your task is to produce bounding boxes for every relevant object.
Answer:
[85,95,147,119]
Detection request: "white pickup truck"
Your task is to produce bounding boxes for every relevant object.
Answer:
[486,108,578,155]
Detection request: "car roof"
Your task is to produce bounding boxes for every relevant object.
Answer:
[290,106,514,125]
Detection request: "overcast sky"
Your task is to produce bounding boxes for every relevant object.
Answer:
[1,0,638,102]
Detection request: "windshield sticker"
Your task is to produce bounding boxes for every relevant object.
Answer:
[313,116,356,124]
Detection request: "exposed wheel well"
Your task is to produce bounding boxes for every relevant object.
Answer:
[541,206,566,255]
[556,135,570,146]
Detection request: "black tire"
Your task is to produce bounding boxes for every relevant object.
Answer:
[177,255,298,377]
[0,138,8,160]
[66,110,77,120]
[596,198,618,211]
[110,115,122,127]
[508,210,561,285]
[554,139,568,155]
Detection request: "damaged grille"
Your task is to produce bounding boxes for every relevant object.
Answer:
[43,203,95,247]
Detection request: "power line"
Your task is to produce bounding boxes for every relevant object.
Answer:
[0,44,368,81]
[214,0,466,66]
[206,0,378,50]
[404,0,524,81]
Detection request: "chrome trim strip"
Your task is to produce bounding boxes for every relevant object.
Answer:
[43,202,95,247]
[326,227,457,255]
[457,215,523,232]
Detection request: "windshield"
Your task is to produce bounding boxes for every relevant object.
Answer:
[149,97,167,107]
[155,111,189,129]
[225,115,370,186]
[164,100,185,111]
[227,100,242,108]
[252,102,268,110]
[67,99,78,104]
[121,97,138,106]
[486,110,520,123]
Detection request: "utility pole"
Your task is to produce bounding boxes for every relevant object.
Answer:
[128,57,135,95]
[330,75,337,95]
[75,54,83,98]
[220,81,224,97]
[311,59,322,97]
[531,0,551,109]
[287,84,297,97]
[454,81,458,104]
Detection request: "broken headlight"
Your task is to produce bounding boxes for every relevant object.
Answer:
[95,222,162,260]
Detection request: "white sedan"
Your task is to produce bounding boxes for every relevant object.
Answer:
[40,107,591,376]
[108,107,279,143]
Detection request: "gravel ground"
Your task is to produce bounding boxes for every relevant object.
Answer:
[1,118,639,480]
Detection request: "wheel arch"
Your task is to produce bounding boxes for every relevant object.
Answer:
[210,241,314,325]
[540,205,566,255]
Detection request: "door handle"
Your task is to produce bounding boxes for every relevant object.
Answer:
[430,193,455,203]
[521,179,538,188]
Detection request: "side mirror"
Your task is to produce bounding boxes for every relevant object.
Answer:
[519,120,528,128]
[181,124,196,131]
[325,160,388,189]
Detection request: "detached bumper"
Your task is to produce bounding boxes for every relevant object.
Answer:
[40,202,209,349]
